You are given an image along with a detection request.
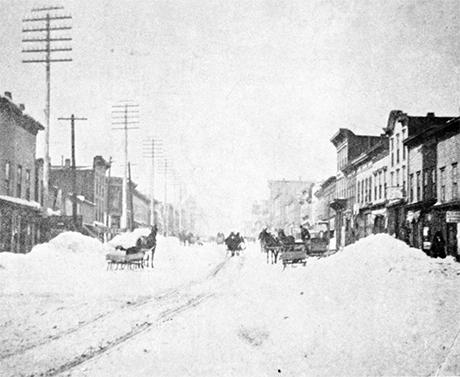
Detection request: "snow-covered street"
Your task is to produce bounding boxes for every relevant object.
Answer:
[2,232,460,376]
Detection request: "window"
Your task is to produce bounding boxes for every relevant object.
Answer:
[25,169,31,200]
[5,162,11,196]
[379,171,382,199]
[440,167,446,202]
[402,129,406,160]
[369,176,372,202]
[452,163,458,200]
[396,134,400,164]
[402,166,406,195]
[357,181,361,203]
[423,169,428,200]
[390,138,394,167]
[396,169,400,187]
[409,174,414,202]
[16,165,22,198]
[390,172,394,187]
[416,171,421,202]
[374,176,378,201]
[384,170,387,199]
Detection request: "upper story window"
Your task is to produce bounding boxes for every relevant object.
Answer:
[5,162,11,196]
[432,168,437,200]
[25,169,31,201]
[402,129,406,160]
[17,165,22,198]
[416,171,421,202]
[390,138,394,167]
[396,134,400,164]
[440,167,446,202]
[396,169,400,187]
[452,163,458,200]
[409,173,414,202]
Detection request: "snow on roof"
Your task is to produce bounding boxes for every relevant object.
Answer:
[0,195,41,210]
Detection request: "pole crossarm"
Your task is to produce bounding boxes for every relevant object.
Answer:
[23,15,72,22]
[31,6,64,12]
[23,37,72,42]
[23,26,72,32]
[23,59,72,63]
[23,47,72,53]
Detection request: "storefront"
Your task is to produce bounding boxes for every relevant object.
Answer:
[0,196,42,253]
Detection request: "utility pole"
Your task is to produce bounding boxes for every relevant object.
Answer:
[22,6,72,212]
[112,103,139,230]
[57,114,87,229]
[142,138,163,227]
[156,158,173,236]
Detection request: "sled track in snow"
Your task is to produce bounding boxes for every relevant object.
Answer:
[0,255,232,376]
[46,292,214,377]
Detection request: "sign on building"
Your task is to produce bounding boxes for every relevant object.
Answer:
[446,211,460,223]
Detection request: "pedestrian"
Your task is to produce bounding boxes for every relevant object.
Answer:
[430,231,446,259]
[300,225,310,243]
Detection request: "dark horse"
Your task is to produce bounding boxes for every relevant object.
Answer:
[259,228,282,264]
[138,225,158,268]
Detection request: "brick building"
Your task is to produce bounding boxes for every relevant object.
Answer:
[0,92,44,253]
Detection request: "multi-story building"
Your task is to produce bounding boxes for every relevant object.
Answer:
[268,179,314,235]
[0,92,44,253]
[384,111,453,239]
[107,176,151,232]
[352,139,389,240]
[330,129,385,248]
[50,156,110,236]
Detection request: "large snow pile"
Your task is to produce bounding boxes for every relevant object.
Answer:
[212,234,460,376]
[0,230,227,296]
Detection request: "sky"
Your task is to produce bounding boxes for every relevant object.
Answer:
[0,0,459,232]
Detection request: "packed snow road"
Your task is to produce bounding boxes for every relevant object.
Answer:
[2,232,460,376]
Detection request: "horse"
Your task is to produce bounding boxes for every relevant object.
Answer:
[138,225,157,268]
[259,229,281,264]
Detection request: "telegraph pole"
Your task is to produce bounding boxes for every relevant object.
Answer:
[22,6,72,211]
[112,103,139,230]
[57,114,87,229]
[143,138,163,227]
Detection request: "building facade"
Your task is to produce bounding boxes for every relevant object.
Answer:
[330,129,385,248]
[0,92,44,253]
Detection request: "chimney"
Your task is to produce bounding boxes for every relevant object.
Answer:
[64,159,71,169]
[4,91,12,100]
[427,112,435,118]
[19,104,25,112]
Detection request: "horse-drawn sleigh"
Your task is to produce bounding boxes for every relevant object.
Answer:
[105,226,157,270]
[259,227,330,269]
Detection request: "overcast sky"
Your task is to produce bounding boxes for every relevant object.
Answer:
[1,0,459,232]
